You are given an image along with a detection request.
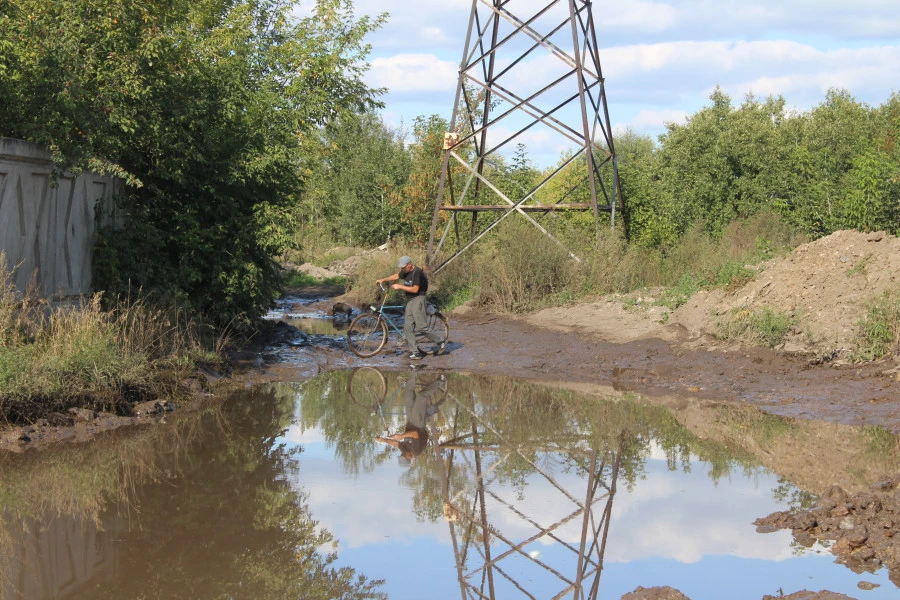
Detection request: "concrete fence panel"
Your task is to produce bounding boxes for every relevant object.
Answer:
[0,137,121,298]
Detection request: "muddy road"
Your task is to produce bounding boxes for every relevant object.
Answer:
[272,306,900,434]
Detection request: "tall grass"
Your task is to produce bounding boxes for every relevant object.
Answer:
[426,209,802,314]
[716,307,795,348]
[0,254,224,423]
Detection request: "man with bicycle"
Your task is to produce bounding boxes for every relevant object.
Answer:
[376,256,445,360]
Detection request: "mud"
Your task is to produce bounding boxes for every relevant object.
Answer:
[756,477,900,588]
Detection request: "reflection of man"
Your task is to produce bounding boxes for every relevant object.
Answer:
[376,370,447,464]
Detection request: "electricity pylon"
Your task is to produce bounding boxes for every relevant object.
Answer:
[426,0,624,273]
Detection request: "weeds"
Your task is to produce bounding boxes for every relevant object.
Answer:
[846,254,873,277]
[717,307,795,348]
[852,289,900,361]
[471,220,572,313]
[655,273,701,310]
[0,256,225,424]
[423,209,802,316]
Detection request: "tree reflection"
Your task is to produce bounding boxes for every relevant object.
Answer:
[0,385,385,600]
[296,368,758,598]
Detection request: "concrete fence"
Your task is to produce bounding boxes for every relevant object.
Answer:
[0,137,121,298]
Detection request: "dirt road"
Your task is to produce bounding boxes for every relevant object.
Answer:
[334,308,900,433]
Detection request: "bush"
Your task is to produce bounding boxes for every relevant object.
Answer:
[472,221,573,312]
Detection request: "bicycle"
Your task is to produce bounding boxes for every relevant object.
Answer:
[347,366,448,439]
[347,283,450,358]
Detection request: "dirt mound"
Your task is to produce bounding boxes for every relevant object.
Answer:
[528,230,900,360]
[673,230,900,355]
[324,245,389,277]
[285,262,342,279]
[756,476,900,588]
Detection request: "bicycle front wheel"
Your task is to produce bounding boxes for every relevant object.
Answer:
[347,313,388,357]
[347,366,388,410]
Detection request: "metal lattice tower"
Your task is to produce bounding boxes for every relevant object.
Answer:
[438,390,623,599]
[426,0,624,273]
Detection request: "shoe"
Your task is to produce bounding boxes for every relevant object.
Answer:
[409,351,426,360]
[435,340,447,356]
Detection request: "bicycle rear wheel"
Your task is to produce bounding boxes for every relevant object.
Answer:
[416,312,450,349]
[347,366,388,410]
[347,313,388,357]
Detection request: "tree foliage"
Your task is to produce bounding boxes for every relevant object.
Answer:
[617,87,900,247]
[297,112,411,250]
[0,0,384,325]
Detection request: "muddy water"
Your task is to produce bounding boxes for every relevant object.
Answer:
[1,370,898,600]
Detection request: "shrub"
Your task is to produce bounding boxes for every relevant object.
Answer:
[472,221,572,312]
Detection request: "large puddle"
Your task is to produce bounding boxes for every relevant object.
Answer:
[2,369,899,599]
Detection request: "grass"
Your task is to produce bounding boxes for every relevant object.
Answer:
[846,254,873,277]
[425,209,801,316]
[717,307,795,348]
[655,273,701,310]
[0,253,226,424]
[852,289,900,361]
[283,271,347,288]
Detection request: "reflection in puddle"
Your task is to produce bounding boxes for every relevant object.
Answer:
[286,369,900,600]
[1,369,899,599]
[285,315,349,336]
[264,295,352,336]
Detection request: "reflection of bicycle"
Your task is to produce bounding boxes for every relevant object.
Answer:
[347,283,449,358]
[347,366,389,409]
[347,366,448,407]
[348,366,448,438]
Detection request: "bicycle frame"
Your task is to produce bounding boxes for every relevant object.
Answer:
[369,283,407,335]
[347,283,450,358]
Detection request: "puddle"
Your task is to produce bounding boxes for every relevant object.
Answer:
[1,370,898,599]
[263,294,353,337]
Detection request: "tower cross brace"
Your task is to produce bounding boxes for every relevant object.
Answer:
[426,0,624,274]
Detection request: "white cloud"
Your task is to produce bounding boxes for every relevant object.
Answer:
[309,0,900,158]
[288,439,798,567]
[606,2,679,31]
[616,109,689,135]
[368,54,458,93]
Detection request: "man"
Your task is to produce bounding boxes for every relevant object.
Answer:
[376,256,445,360]
[375,370,447,463]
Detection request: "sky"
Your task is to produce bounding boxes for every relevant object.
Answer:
[340,0,900,164]
[280,420,897,599]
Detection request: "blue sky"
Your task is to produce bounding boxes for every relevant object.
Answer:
[346,0,900,156]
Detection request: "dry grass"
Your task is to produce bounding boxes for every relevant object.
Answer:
[0,254,225,424]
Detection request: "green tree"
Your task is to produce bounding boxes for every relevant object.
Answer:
[0,0,385,325]
[298,112,411,249]
[401,114,450,243]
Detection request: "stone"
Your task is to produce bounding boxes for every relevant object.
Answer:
[845,526,868,548]
[620,586,691,600]
[857,581,880,591]
[824,485,848,504]
[68,407,97,422]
